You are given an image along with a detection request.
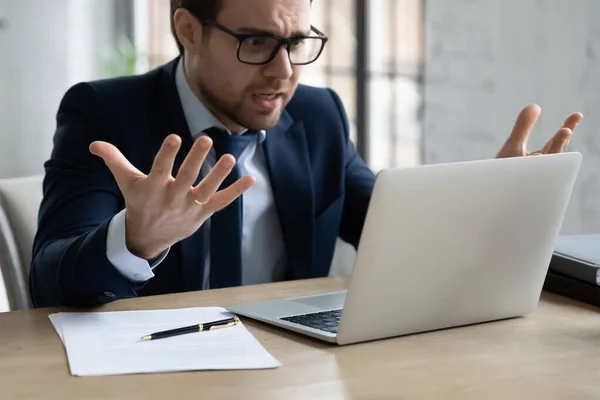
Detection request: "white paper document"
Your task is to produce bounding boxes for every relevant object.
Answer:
[48,307,281,377]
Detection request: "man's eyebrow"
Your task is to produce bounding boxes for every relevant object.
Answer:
[235,27,312,37]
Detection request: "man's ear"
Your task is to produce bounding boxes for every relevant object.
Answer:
[173,8,203,54]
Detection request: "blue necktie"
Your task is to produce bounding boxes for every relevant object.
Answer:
[204,127,257,288]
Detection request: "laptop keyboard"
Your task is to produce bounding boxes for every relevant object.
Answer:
[280,309,342,334]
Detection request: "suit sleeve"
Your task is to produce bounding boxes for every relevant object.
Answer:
[30,83,142,308]
[327,89,376,249]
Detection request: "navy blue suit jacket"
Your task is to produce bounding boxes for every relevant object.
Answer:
[30,58,375,308]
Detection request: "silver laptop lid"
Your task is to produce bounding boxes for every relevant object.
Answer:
[337,152,581,345]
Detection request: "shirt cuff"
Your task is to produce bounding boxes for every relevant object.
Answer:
[106,209,170,283]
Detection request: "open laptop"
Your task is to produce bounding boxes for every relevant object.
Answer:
[227,152,582,345]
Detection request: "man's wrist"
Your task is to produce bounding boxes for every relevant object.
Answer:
[125,238,166,261]
[124,212,169,261]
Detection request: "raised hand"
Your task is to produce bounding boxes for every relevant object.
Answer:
[89,134,255,260]
[496,104,583,158]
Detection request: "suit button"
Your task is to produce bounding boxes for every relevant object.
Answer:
[103,291,116,299]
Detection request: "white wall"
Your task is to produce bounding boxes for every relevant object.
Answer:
[0,0,123,312]
[0,0,118,179]
[424,0,600,234]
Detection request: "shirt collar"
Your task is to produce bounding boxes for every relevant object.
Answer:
[175,58,266,143]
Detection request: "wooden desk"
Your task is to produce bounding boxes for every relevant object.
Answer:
[1,277,600,400]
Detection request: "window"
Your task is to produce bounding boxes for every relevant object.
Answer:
[133,0,178,71]
[367,0,424,170]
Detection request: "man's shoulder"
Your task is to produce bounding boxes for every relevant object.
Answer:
[285,84,348,131]
[287,84,343,115]
[59,61,172,113]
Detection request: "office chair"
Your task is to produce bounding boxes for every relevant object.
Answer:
[0,175,44,310]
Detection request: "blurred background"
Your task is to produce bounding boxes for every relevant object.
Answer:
[0,0,598,310]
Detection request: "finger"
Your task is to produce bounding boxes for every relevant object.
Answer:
[545,128,572,154]
[561,112,583,132]
[538,113,582,153]
[89,141,145,190]
[173,136,212,192]
[499,104,541,156]
[199,176,256,213]
[191,155,236,203]
[539,137,554,154]
[148,134,182,181]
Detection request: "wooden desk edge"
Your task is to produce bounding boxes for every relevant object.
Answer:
[3,276,600,319]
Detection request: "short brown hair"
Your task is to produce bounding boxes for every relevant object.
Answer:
[170,0,313,55]
[170,0,222,55]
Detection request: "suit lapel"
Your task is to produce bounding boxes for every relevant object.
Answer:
[263,111,315,280]
[148,57,205,292]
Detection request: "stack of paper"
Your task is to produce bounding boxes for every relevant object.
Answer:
[49,307,281,376]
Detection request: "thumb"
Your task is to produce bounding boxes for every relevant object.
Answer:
[500,104,541,155]
[89,141,146,191]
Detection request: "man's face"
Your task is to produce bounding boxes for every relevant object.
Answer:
[186,0,311,132]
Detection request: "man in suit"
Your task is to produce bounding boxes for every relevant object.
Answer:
[29,0,582,307]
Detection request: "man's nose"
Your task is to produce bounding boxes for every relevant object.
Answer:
[263,46,294,80]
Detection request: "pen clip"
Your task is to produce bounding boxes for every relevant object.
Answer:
[209,321,235,330]
[208,316,240,331]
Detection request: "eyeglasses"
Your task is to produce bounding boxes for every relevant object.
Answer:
[202,20,328,66]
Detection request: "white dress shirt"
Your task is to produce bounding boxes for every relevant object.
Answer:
[106,59,287,289]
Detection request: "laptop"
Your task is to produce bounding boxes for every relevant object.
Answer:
[227,152,582,345]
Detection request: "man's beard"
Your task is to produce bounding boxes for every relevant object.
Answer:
[196,76,284,131]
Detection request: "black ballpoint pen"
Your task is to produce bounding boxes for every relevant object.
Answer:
[141,316,240,341]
